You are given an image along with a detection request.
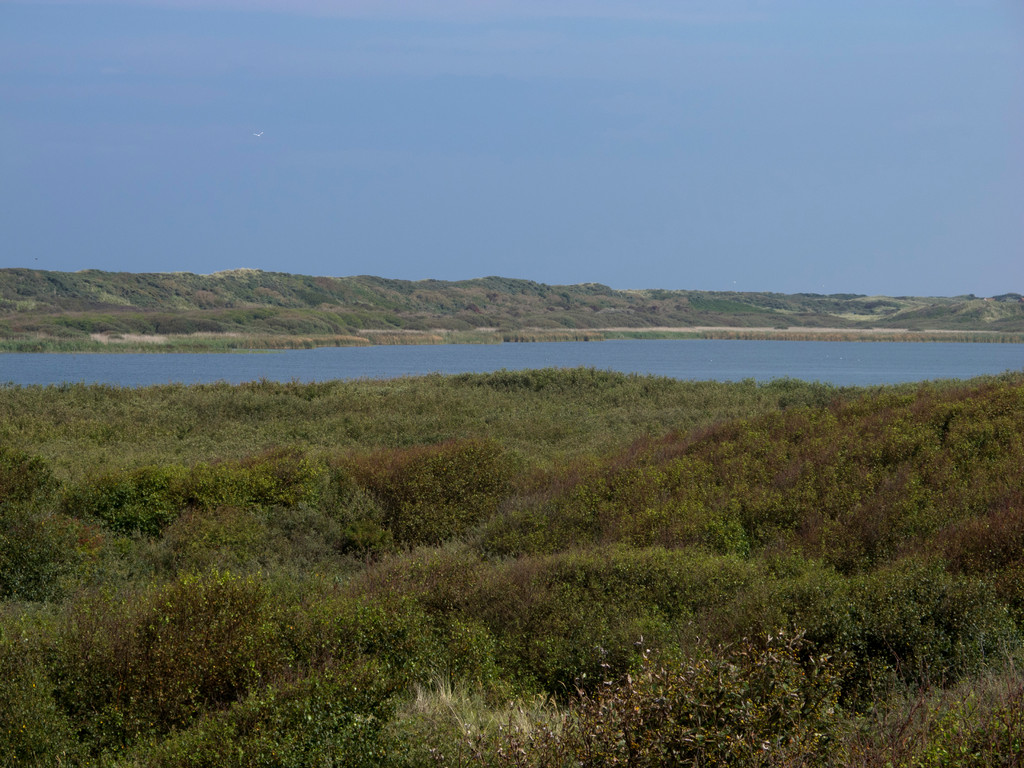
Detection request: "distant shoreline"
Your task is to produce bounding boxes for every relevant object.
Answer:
[3,269,1022,351]
[3,325,1023,353]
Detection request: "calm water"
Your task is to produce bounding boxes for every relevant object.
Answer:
[1,340,1023,388]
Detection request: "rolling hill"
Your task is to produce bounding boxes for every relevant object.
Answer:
[1,268,1022,351]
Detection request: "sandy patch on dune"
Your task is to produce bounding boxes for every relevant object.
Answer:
[90,333,168,344]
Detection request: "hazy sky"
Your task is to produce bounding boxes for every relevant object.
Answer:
[2,0,1022,295]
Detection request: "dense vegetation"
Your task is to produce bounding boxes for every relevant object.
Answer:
[3,269,1023,351]
[2,368,1024,766]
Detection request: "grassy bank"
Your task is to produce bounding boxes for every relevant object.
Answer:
[2,326,1022,353]
[2,369,1024,766]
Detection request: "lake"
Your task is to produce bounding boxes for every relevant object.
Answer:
[1,340,1023,388]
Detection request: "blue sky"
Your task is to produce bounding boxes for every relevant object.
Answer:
[2,0,1022,296]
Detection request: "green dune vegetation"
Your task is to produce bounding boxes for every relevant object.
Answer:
[2,368,1024,766]
[2,268,1023,351]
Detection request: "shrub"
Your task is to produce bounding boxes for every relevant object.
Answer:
[475,378,1024,570]
[319,467,394,556]
[0,620,83,768]
[62,463,190,535]
[156,505,270,574]
[0,445,55,507]
[51,570,285,752]
[62,449,326,536]
[464,547,758,693]
[189,447,327,510]
[494,631,843,768]
[0,508,87,601]
[132,664,398,768]
[845,668,1024,767]
[279,588,445,692]
[477,456,716,556]
[938,491,1024,576]
[843,561,1018,696]
[346,440,517,545]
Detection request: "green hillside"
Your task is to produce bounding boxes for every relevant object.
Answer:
[2,269,1022,351]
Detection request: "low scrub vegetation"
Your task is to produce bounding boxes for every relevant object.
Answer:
[1,368,1023,765]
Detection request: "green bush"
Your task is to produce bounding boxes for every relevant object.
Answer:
[844,561,1017,694]
[0,445,55,507]
[846,669,1024,767]
[131,664,398,768]
[372,546,760,693]
[279,588,445,691]
[0,620,83,768]
[493,631,843,768]
[0,508,87,601]
[3,372,1024,763]
[478,379,1024,569]
[913,691,1024,768]
[52,571,285,752]
[62,463,188,535]
[729,558,1019,703]
[155,505,271,574]
[62,449,326,536]
[185,448,326,510]
[319,467,394,556]
[347,440,517,545]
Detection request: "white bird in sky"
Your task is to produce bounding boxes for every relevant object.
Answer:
[253,131,263,137]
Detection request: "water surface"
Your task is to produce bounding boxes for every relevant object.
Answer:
[1,339,1022,388]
